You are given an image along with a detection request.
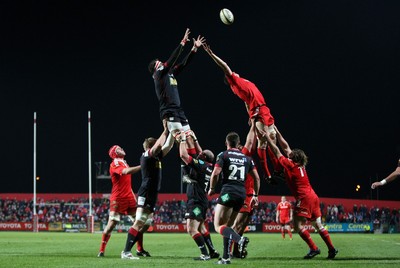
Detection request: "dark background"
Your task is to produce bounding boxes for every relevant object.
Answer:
[1,1,399,200]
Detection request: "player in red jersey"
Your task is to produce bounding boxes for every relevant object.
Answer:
[263,126,338,259]
[371,158,400,189]
[230,118,258,258]
[276,196,293,240]
[202,43,278,181]
[97,145,150,258]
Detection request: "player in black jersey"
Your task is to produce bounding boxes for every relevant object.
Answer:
[121,119,174,259]
[148,28,205,138]
[208,131,260,264]
[177,131,219,261]
[148,28,205,184]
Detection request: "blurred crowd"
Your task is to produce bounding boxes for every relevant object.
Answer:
[0,197,398,229]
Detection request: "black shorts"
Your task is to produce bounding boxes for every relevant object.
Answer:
[185,199,208,221]
[163,109,189,126]
[217,191,245,212]
[137,189,158,213]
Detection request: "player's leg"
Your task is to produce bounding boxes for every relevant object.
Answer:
[98,212,119,257]
[136,217,153,257]
[200,221,219,258]
[121,207,150,259]
[285,222,293,239]
[313,217,338,258]
[294,215,320,259]
[231,211,250,258]
[280,222,286,239]
[255,121,272,179]
[187,219,210,260]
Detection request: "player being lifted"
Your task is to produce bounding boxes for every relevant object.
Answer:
[148,28,205,180]
[202,42,282,183]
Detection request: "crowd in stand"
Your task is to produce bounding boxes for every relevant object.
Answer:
[0,197,398,229]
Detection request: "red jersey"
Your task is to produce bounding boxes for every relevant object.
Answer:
[109,158,135,202]
[241,146,255,195]
[278,156,316,200]
[277,201,292,219]
[227,72,274,125]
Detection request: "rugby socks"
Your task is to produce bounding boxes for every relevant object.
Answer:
[318,228,334,251]
[136,231,143,252]
[299,228,318,250]
[99,233,111,253]
[281,227,286,239]
[223,237,231,259]
[288,226,293,239]
[192,233,209,255]
[267,147,282,173]
[124,227,139,252]
[202,231,217,255]
[220,226,241,242]
[257,148,271,178]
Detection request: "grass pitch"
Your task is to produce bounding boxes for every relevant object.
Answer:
[0,232,399,267]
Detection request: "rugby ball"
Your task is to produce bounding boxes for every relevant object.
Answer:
[219,8,234,25]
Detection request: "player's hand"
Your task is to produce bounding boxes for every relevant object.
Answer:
[193,35,206,48]
[371,182,381,189]
[185,129,197,142]
[251,196,259,208]
[208,188,215,196]
[162,119,168,131]
[181,28,190,45]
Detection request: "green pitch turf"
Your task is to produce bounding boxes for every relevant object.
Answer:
[0,232,399,267]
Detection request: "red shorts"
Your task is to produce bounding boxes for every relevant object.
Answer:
[249,105,274,126]
[110,198,137,215]
[279,217,291,225]
[294,193,321,221]
[239,195,255,213]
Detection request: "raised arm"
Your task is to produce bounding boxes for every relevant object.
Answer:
[150,119,170,157]
[164,28,190,69]
[202,43,233,76]
[243,118,257,154]
[264,130,284,160]
[371,159,400,189]
[274,125,292,157]
[174,35,206,76]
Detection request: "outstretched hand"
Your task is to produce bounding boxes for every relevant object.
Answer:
[181,28,190,45]
[193,35,206,48]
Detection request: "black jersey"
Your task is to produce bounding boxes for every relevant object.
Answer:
[186,157,213,204]
[137,149,163,196]
[152,43,196,120]
[215,148,256,198]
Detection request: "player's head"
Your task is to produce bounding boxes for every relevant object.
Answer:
[108,145,126,159]
[148,59,163,73]
[225,132,240,148]
[143,137,157,150]
[289,149,308,167]
[281,196,286,202]
[198,149,214,163]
